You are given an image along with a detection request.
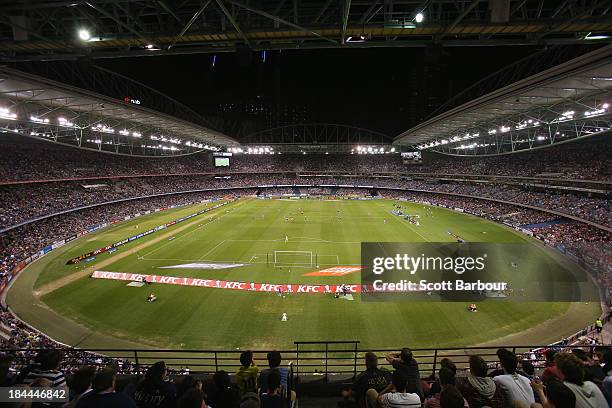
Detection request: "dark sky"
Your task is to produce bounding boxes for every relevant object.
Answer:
[96,45,557,136]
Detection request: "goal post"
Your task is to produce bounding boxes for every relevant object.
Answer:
[273,250,314,267]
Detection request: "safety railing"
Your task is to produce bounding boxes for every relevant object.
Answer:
[3,342,608,380]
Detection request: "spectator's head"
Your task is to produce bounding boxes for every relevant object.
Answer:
[391,370,407,393]
[178,388,206,408]
[522,361,535,376]
[365,352,378,370]
[497,349,518,374]
[213,370,231,390]
[545,349,557,366]
[439,385,464,408]
[240,392,260,408]
[40,350,62,371]
[543,380,576,408]
[267,368,281,393]
[69,366,96,395]
[267,351,282,368]
[240,351,254,368]
[92,367,116,393]
[0,355,13,382]
[469,355,488,378]
[602,348,612,372]
[400,348,413,363]
[30,377,52,388]
[440,358,457,374]
[554,353,584,386]
[439,367,456,387]
[571,349,589,363]
[145,361,167,385]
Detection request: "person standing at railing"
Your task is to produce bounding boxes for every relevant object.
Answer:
[385,348,423,402]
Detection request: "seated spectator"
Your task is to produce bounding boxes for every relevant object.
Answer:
[206,371,240,408]
[350,352,391,407]
[258,351,289,395]
[602,349,612,404]
[75,367,136,408]
[132,361,177,408]
[176,376,202,401]
[493,349,535,406]
[554,352,608,408]
[0,354,13,386]
[541,350,561,383]
[366,370,421,408]
[240,392,260,408]
[178,388,207,408]
[385,348,423,401]
[439,385,466,408]
[531,379,576,408]
[427,358,457,397]
[22,350,67,390]
[258,351,296,408]
[457,355,496,408]
[235,351,259,395]
[571,349,605,385]
[66,366,96,408]
[260,369,283,408]
[424,367,468,408]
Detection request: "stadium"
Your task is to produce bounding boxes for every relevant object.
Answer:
[0,1,611,407]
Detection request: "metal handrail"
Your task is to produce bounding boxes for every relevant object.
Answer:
[3,343,608,377]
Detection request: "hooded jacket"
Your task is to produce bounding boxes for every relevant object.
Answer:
[457,374,496,408]
[564,380,608,408]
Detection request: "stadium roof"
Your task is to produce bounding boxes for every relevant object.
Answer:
[394,44,612,155]
[0,66,239,155]
[1,0,612,60]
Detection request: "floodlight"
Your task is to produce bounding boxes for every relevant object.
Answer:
[78,29,91,41]
[415,13,424,23]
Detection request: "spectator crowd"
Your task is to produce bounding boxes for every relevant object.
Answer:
[1,344,611,408]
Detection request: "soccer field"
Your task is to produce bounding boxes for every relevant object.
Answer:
[7,197,601,350]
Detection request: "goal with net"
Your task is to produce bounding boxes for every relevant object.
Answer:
[270,251,314,267]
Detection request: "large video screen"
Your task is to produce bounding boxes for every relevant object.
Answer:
[215,157,230,167]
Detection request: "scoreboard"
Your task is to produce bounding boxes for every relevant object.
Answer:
[213,152,231,167]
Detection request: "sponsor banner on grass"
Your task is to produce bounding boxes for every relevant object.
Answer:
[361,242,598,302]
[91,271,362,294]
[160,263,248,270]
[65,201,230,265]
[303,266,363,276]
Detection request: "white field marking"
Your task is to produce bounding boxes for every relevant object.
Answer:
[197,240,227,260]
[224,238,362,245]
[139,200,247,259]
[315,254,341,265]
[382,202,429,241]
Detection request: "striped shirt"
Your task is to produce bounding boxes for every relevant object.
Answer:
[23,369,66,388]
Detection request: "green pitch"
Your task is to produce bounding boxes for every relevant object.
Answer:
[7,197,601,350]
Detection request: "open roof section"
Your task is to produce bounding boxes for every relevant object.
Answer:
[0,65,239,156]
[394,45,612,156]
